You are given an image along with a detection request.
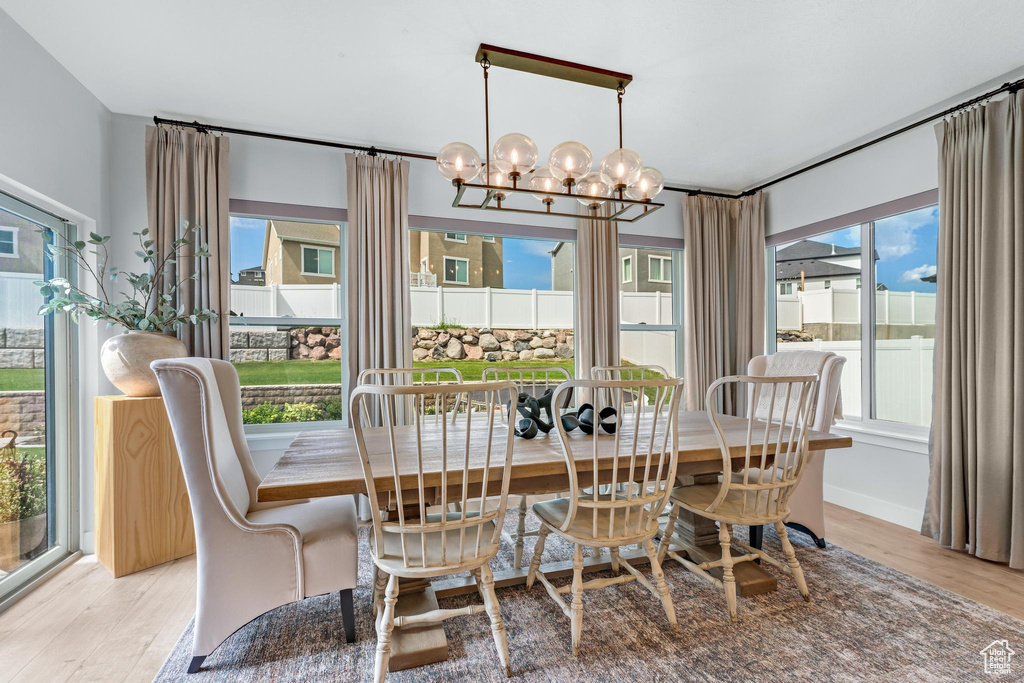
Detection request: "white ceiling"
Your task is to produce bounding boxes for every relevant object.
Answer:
[4,0,1024,192]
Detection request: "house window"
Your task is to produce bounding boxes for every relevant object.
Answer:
[301,245,335,277]
[0,227,17,257]
[856,277,862,289]
[619,247,683,377]
[779,282,793,295]
[443,256,469,284]
[824,280,831,289]
[482,235,495,242]
[621,256,633,283]
[227,213,347,426]
[648,255,672,283]
[445,232,467,243]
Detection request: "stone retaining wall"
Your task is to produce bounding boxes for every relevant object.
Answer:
[229,327,341,363]
[0,390,46,442]
[412,327,574,363]
[240,383,339,410]
[0,328,45,370]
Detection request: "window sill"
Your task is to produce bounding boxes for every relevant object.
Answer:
[831,418,929,455]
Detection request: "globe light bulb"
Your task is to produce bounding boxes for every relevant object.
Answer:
[548,141,592,186]
[626,167,665,201]
[437,142,481,183]
[528,166,563,203]
[576,171,612,208]
[482,161,512,200]
[492,133,538,181]
[599,148,643,188]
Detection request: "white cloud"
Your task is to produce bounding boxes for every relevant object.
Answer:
[875,205,938,260]
[901,264,936,281]
[517,240,558,257]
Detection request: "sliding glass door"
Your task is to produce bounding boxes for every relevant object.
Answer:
[0,192,76,605]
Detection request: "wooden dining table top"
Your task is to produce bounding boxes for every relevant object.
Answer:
[256,411,853,503]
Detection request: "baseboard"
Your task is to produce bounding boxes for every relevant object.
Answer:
[823,484,924,530]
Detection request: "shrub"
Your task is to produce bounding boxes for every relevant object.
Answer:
[0,461,17,524]
[0,451,46,522]
[322,397,344,421]
[281,402,326,423]
[242,402,284,424]
[426,315,461,331]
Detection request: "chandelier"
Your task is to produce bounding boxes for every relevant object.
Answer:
[436,44,665,224]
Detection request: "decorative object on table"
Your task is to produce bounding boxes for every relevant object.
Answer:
[36,224,218,397]
[558,403,618,435]
[437,44,664,225]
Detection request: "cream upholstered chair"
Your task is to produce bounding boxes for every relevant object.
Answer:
[151,358,358,675]
[351,381,517,681]
[745,351,846,549]
[527,377,684,656]
[481,365,573,569]
[658,374,818,622]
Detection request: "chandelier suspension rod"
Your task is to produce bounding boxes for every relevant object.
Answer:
[482,57,491,192]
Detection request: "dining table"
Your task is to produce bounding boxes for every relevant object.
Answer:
[257,410,852,672]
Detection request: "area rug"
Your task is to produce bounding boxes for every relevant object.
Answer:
[156,512,1024,681]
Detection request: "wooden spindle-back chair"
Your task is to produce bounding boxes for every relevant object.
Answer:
[350,381,516,681]
[526,377,684,656]
[356,367,464,425]
[591,364,672,418]
[658,374,818,622]
[481,364,573,568]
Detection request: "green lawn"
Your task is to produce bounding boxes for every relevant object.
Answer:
[0,369,44,392]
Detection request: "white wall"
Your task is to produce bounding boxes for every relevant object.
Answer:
[0,9,118,554]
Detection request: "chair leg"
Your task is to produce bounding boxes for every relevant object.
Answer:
[720,524,738,622]
[478,563,511,676]
[643,539,679,633]
[785,521,827,549]
[340,588,356,643]
[186,655,206,674]
[609,546,620,575]
[658,504,680,563]
[373,573,399,683]
[570,544,584,656]
[776,521,811,601]
[372,566,388,618]
[513,496,528,569]
[526,524,550,589]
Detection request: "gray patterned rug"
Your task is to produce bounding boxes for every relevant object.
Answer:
[156,511,1024,682]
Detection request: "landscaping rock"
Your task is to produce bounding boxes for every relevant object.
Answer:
[485,352,501,362]
[417,340,436,349]
[268,349,289,362]
[250,330,289,348]
[230,348,268,363]
[528,337,544,349]
[479,333,500,351]
[514,340,531,353]
[6,328,43,348]
[292,345,311,359]
[306,333,326,348]
[310,346,329,361]
[462,335,476,344]
[534,348,556,360]
[0,349,33,368]
[541,337,557,349]
[513,330,533,341]
[556,330,567,343]
[32,349,45,369]
[518,350,534,361]
[445,338,465,359]
[466,344,484,360]
[412,347,430,361]
[436,332,451,345]
[492,329,508,342]
[499,341,514,352]
[555,343,573,359]
[229,330,250,348]
[328,346,342,360]
[325,333,341,350]
[431,345,446,360]
[418,328,436,340]
[305,326,323,336]
[501,351,518,361]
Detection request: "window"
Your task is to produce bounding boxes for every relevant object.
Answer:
[445,232,467,243]
[0,192,76,601]
[620,247,683,377]
[301,245,335,277]
[648,255,672,283]
[779,282,793,295]
[0,227,16,257]
[482,235,495,242]
[228,215,346,426]
[767,199,939,428]
[621,256,633,283]
[409,227,576,378]
[443,256,469,284]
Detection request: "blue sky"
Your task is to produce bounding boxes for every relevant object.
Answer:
[229,216,266,278]
[806,205,938,292]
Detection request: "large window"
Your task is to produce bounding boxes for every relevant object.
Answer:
[409,229,576,379]
[229,215,346,426]
[0,192,76,602]
[619,246,683,377]
[768,200,938,428]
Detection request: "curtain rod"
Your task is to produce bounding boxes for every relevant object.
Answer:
[151,115,737,199]
[155,75,1023,201]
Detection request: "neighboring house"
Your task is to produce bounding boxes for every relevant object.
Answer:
[550,241,574,291]
[0,213,44,275]
[409,231,503,288]
[618,247,673,293]
[775,239,876,294]
[261,220,342,285]
[235,266,266,286]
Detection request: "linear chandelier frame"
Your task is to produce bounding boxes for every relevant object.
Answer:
[450,44,664,224]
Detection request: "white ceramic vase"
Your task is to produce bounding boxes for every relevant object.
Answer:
[100,330,187,397]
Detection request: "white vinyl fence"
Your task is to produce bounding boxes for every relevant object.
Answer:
[231,283,343,319]
[777,336,934,426]
[777,289,936,330]
[0,272,43,328]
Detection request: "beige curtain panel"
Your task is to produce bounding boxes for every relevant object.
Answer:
[145,124,231,358]
[683,192,766,413]
[345,153,413,393]
[925,91,1024,569]
[575,203,620,383]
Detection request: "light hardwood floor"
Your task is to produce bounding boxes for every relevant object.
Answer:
[0,503,1021,682]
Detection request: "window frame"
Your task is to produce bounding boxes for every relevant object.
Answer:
[442,255,470,284]
[482,235,495,242]
[765,192,938,438]
[444,232,467,243]
[0,226,17,257]
[647,255,672,283]
[300,244,336,278]
[621,255,633,284]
